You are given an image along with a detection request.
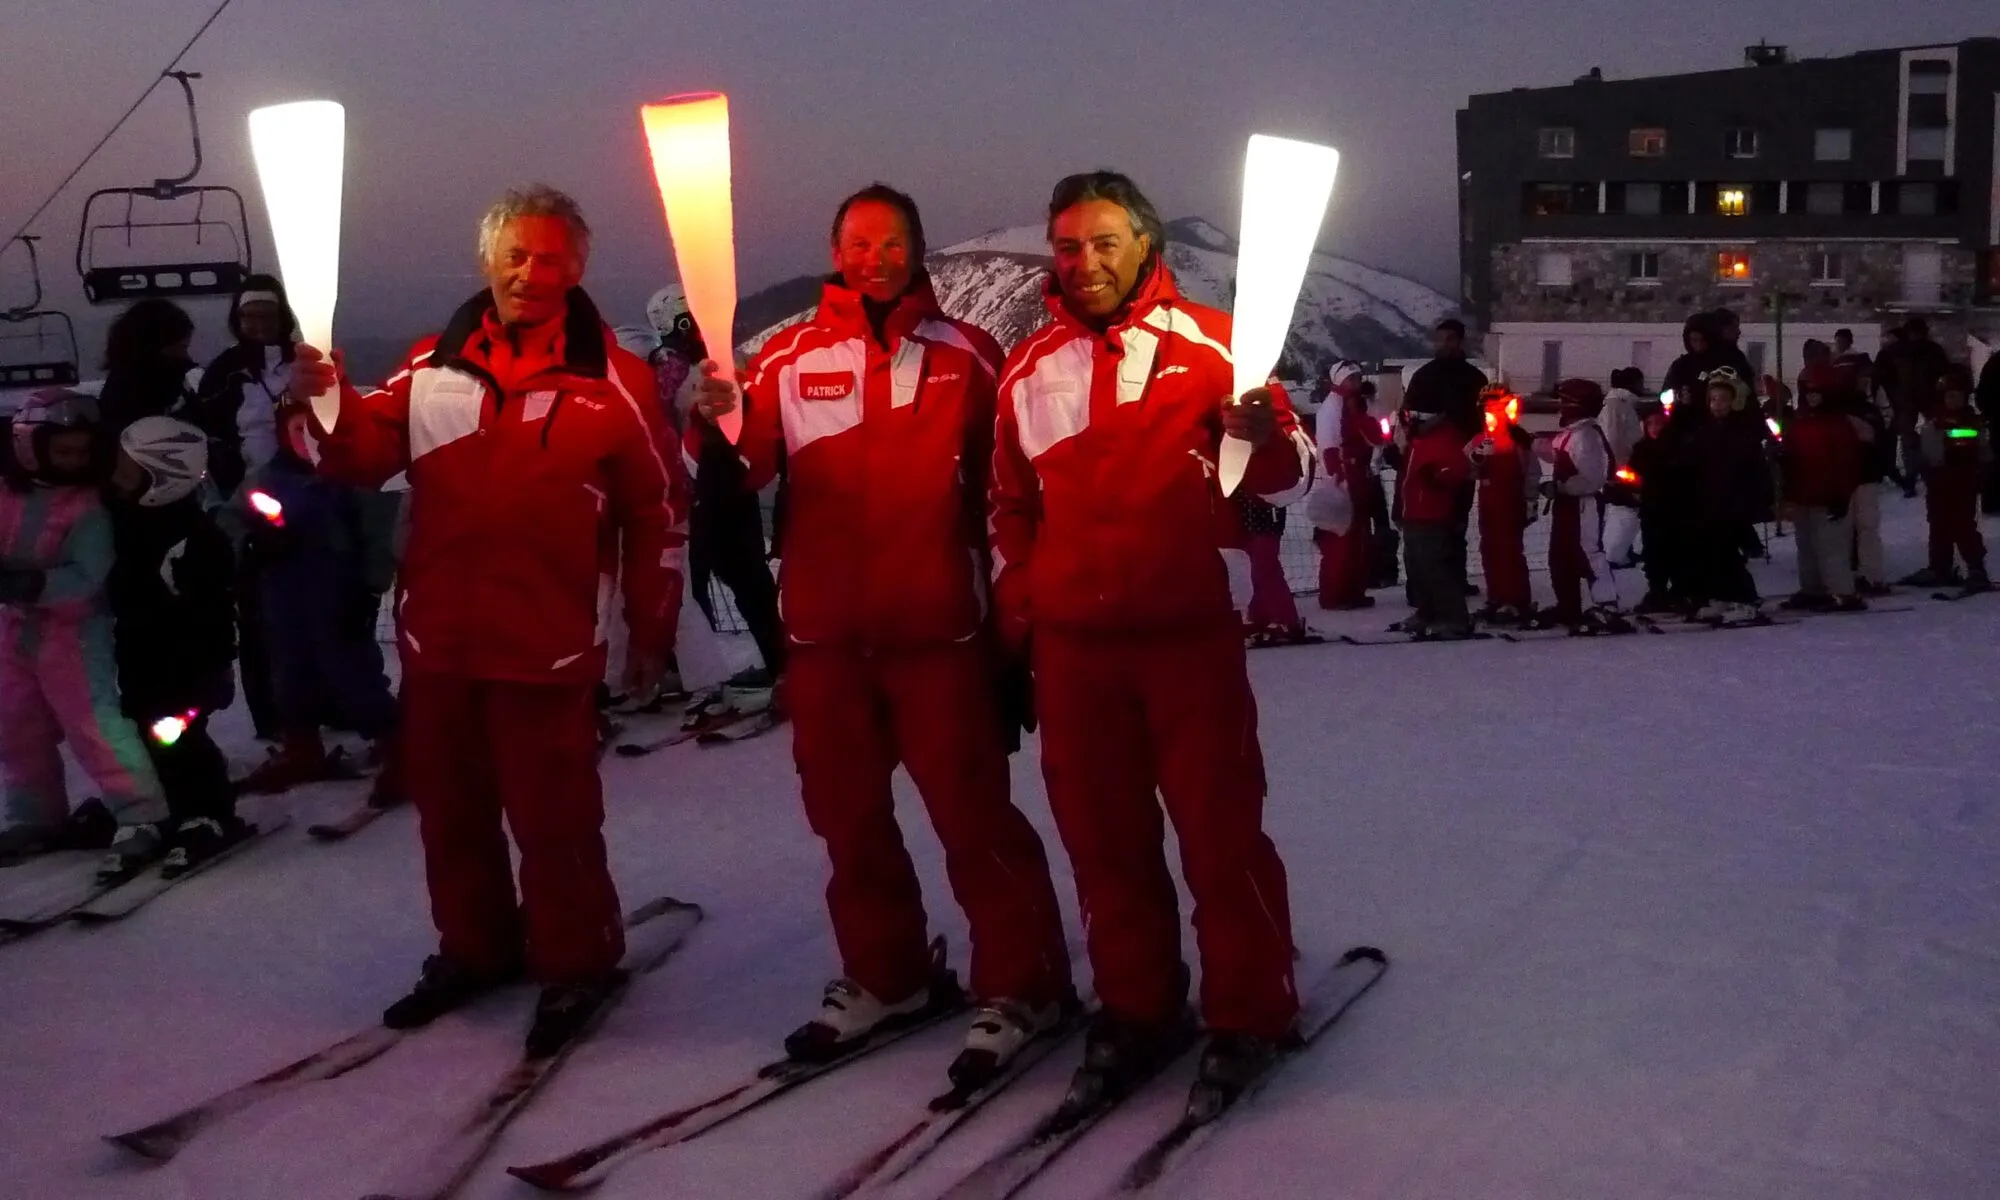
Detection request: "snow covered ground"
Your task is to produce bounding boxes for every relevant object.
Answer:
[3,490,1999,1200]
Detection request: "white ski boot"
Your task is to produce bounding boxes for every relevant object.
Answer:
[948,997,1072,1091]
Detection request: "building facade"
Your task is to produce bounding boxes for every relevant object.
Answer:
[1458,38,2000,392]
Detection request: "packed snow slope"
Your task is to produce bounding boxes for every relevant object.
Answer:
[738,217,1455,369]
[2,494,1999,1200]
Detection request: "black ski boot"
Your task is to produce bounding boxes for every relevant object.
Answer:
[382,955,522,1030]
[524,969,629,1059]
[160,815,252,880]
[1061,1011,1193,1123]
[1189,1030,1298,1119]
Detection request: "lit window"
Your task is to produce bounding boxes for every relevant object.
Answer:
[1717,187,1749,216]
[1814,128,1853,161]
[1628,251,1660,281]
[1537,252,1574,286]
[1716,252,1752,283]
[1538,127,1576,158]
[1907,128,1947,162]
[1805,182,1846,216]
[1625,182,1663,216]
[1725,128,1760,158]
[1629,127,1667,157]
[1812,252,1845,284]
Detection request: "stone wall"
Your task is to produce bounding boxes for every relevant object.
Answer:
[1491,241,1979,344]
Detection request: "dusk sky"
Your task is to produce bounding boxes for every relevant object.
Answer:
[3,0,1994,348]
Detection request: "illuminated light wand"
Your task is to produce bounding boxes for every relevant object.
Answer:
[247,101,345,433]
[641,92,740,445]
[1220,134,1341,496]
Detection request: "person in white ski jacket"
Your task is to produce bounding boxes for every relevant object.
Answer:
[1541,379,1627,631]
[1599,368,1648,566]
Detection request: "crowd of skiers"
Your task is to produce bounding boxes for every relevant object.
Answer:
[0,281,404,882]
[1280,310,1997,641]
[5,170,1997,1109]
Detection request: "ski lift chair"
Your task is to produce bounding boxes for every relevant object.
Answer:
[0,236,81,387]
[74,72,251,304]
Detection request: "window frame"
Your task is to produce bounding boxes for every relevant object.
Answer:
[1813,127,1853,161]
[1628,127,1668,158]
[1715,251,1753,286]
[1627,251,1661,282]
[1811,251,1846,287]
[1536,250,1575,287]
[1537,126,1577,159]
[1725,127,1760,159]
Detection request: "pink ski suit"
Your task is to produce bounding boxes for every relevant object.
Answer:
[0,483,164,827]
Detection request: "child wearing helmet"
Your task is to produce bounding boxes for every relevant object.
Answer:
[1684,368,1769,622]
[1470,385,1537,624]
[1392,406,1476,639]
[1306,360,1387,610]
[1540,379,1633,634]
[101,417,252,878]
[0,389,167,863]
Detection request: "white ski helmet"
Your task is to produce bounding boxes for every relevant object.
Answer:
[646,284,687,336]
[118,416,209,506]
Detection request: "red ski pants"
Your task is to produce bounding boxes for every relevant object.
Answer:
[401,670,624,984]
[1313,525,1370,608]
[788,640,1071,1006]
[1477,497,1532,611]
[1926,476,1986,574]
[1244,532,1304,631]
[1550,496,1615,620]
[1033,626,1298,1039]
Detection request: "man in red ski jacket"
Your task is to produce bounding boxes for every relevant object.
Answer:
[293,186,687,1058]
[990,171,1314,1099]
[695,186,1072,1089]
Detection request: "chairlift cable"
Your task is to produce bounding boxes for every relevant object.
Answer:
[0,0,237,249]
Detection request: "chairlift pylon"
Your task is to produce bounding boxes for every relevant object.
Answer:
[74,70,251,305]
[1,236,81,388]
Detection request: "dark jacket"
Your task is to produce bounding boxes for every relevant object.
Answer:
[1403,355,1487,442]
[99,356,198,441]
[1661,314,1753,401]
[1626,433,1683,518]
[1692,412,1772,526]
[106,496,236,721]
[193,341,295,495]
[1975,354,2000,418]
[1879,336,1950,417]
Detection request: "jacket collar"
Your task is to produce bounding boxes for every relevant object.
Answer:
[815,274,945,345]
[1043,256,1181,342]
[435,287,611,379]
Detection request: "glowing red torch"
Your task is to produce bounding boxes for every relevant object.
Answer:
[640,92,739,445]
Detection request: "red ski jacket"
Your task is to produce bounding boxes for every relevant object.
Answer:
[1779,406,1865,508]
[989,264,1314,640]
[315,289,687,684]
[1396,423,1472,524]
[732,277,1004,648]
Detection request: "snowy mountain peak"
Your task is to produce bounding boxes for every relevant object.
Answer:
[1164,216,1238,253]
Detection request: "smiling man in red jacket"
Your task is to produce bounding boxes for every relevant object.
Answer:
[693,185,1073,1089]
[990,170,1315,1104]
[291,185,687,1059]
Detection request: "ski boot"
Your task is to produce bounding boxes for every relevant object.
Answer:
[1963,568,1993,595]
[1475,604,1528,627]
[1830,594,1868,613]
[1780,592,1835,612]
[948,994,1078,1093]
[1574,606,1636,636]
[0,798,118,865]
[160,815,252,880]
[97,822,169,883]
[236,734,361,795]
[382,955,525,1030]
[1857,579,1894,599]
[525,969,629,1059]
[1059,1010,1195,1126]
[783,972,963,1064]
[1188,1029,1300,1121]
[1411,623,1478,642]
[1898,566,1958,589]
[1634,590,1678,616]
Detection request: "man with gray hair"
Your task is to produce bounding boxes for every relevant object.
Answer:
[291,184,689,1058]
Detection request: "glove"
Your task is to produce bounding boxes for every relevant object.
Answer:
[0,568,46,605]
[994,647,1036,754]
[1536,479,1558,501]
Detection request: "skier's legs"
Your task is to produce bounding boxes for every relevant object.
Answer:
[1548,498,1584,620]
[488,679,625,984]
[1796,507,1829,596]
[318,627,399,742]
[1033,632,1183,1028]
[1819,511,1855,595]
[1948,479,1987,571]
[710,512,786,676]
[1850,485,1885,584]
[149,712,235,824]
[789,643,933,1002]
[1602,504,1641,565]
[1578,502,1618,606]
[1477,503,1531,611]
[1925,486,1954,575]
[883,642,1071,1005]
[1244,532,1302,631]
[1135,628,1298,1039]
[236,558,278,738]
[39,617,163,821]
[687,517,720,631]
[0,632,68,827]
[401,669,525,978]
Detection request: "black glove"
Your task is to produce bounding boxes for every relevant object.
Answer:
[1537,479,1559,501]
[994,647,1036,755]
[0,568,46,605]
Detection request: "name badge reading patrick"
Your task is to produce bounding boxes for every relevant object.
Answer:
[798,371,856,401]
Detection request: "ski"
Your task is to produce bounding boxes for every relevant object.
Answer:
[1104,947,1390,1195]
[1339,630,1494,646]
[308,805,391,843]
[506,986,968,1193]
[359,897,704,1200]
[811,1013,1088,1200]
[1634,613,1795,634]
[103,896,692,1165]
[698,710,783,745]
[1933,588,1993,602]
[612,709,762,758]
[70,816,292,925]
[1244,631,1327,650]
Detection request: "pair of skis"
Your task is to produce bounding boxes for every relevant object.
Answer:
[0,815,289,939]
[104,896,703,1200]
[612,708,781,758]
[507,946,1388,1198]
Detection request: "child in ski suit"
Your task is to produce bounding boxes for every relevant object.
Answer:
[1306,360,1385,609]
[0,389,164,853]
[1686,370,1769,622]
[100,417,248,880]
[1599,368,1648,566]
[1917,368,1991,591]
[235,403,402,800]
[1394,407,1475,638]
[1542,379,1628,632]
[1623,401,1678,611]
[1238,494,1309,644]
[1471,386,1537,624]
[1778,366,1868,611]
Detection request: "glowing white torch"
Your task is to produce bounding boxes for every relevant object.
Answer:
[1220,133,1340,496]
[641,92,740,445]
[247,100,345,431]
